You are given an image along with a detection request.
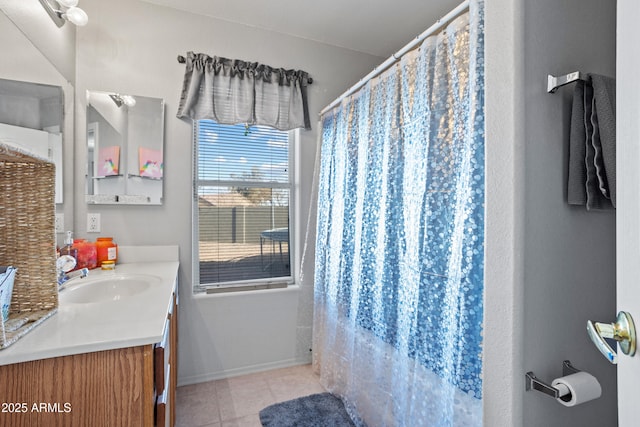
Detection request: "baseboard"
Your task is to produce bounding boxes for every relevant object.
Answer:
[177,356,312,387]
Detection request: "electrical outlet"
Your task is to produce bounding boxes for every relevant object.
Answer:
[55,213,64,233]
[87,213,101,233]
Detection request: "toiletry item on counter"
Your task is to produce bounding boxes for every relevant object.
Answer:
[101,260,116,271]
[74,239,98,270]
[59,231,78,270]
[96,237,118,266]
[0,266,17,322]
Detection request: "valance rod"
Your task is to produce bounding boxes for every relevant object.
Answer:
[176,55,313,84]
[319,0,469,116]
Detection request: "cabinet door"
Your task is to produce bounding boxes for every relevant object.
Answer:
[0,346,154,427]
[154,291,177,427]
[154,318,171,396]
[155,364,171,427]
[170,292,178,426]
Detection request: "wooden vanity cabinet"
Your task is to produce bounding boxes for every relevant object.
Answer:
[0,292,178,427]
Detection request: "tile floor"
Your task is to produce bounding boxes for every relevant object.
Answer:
[176,364,326,427]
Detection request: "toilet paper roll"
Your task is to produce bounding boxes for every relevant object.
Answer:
[551,372,602,407]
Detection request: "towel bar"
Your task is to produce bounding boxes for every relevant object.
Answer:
[547,72,588,93]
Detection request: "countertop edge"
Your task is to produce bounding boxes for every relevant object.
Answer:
[0,260,179,366]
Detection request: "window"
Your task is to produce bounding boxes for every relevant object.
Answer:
[193,121,296,292]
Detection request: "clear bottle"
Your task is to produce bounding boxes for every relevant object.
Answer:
[59,231,78,270]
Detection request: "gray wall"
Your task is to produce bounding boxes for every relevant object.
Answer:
[521,0,617,425]
[74,0,383,384]
[485,0,617,425]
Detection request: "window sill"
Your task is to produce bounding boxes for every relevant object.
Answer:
[193,282,300,298]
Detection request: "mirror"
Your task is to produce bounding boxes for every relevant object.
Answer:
[0,77,64,203]
[85,91,164,205]
[1,3,75,237]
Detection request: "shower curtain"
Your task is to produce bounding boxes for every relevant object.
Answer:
[312,1,484,426]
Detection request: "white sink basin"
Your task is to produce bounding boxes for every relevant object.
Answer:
[60,274,160,304]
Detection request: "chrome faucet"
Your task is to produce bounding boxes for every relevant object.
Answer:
[58,268,89,287]
[56,255,89,287]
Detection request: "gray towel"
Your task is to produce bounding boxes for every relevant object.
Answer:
[590,74,616,207]
[567,81,587,205]
[566,74,616,210]
[584,83,610,210]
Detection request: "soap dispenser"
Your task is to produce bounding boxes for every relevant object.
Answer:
[59,231,78,270]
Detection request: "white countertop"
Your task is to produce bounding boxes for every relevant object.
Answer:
[0,260,179,366]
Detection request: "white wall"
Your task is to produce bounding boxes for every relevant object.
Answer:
[0,0,76,83]
[484,0,525,424]
[485,0,617,426]
[74,0,383,384]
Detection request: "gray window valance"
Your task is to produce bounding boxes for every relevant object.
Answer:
[176,52,311,131]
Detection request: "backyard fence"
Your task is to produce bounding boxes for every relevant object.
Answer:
[199,206,288,244]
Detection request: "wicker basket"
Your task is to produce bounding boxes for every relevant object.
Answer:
[0,143,58,349]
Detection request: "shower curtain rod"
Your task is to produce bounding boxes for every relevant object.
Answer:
[319,0,470,116]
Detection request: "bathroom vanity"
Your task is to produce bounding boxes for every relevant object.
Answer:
[0,247,179,427]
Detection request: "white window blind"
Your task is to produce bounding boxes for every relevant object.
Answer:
[194,121,292,289]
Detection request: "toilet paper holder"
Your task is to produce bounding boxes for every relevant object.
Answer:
[525,360,580,398]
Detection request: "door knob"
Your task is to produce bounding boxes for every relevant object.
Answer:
[587,311,636,364]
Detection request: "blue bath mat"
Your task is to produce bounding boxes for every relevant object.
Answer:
[259,392,356,427]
